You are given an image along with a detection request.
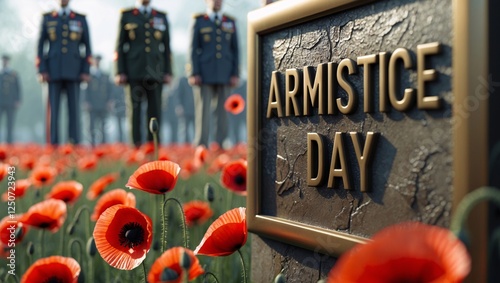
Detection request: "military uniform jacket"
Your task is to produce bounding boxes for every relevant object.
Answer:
[85,71,112,111]
[37,10,91,81]
[115,8,172,81]
[189,13,239,85]
[0,70,21,107]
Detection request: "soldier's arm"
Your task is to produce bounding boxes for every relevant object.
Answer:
[36,14,48,76]
[80,15,92,79]
[188,16,201,79]
[163,13,173,77]
[114,12,127,84]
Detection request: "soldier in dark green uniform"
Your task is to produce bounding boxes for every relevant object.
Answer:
[188,0,240,148]
[36,0,92,145]
[0,55,21,144]
[83,55,112,146]
[115,0,173,147]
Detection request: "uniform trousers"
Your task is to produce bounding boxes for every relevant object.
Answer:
[0,106,16,143]
[193,84,229,147]
[126,79,162,147]
[47,80,81,145]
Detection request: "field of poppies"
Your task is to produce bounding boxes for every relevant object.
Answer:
[0,141,249,283]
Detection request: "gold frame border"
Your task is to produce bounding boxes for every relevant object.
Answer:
[246,0,489,269]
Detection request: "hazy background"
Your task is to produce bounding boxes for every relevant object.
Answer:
[0,0,261,144]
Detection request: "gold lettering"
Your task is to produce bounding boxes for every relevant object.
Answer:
[307,133,325,186]
[379,52,389,112]
[266,71,284,118]
[350,132,378,192]
[285,68,302,116]
[303,64,326,115]
[327,62,338,115]
[389,48,415,111]
[417,42,441,109]
[357,54,378,113]
[327,132,351,190]
[336,59,357,115]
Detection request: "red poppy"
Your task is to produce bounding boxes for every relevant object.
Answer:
[224,93,245,115]
[0,163,8,182]
[46,180,83,204]
[194,207,247,256]
[87,172,119,200]
[0,146,6,161]
[91,189,136,221]
[140,142,155,155]
[148,247,204,283]
[93,205,152,270]
[2,179,31,201]
[77,154,98,171]
[21,256,80,283]
[326,222,471,283]
[0,215,27,245]
[58,143,74,155]
[30,165,57,188]
[126,161,181,194]
[19,199,67,232]
[193,145,209,169]
[183,200,213,227]
[207,153,231,174]
[220,159,247,196]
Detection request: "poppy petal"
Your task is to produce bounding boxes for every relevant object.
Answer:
[91,189,136,221]
[87,173,119,200]
[126,161,181,194]
[46,180,83,203]
[195,207,247,256]
[220,159,247,196]
[93,205,152,270]
[183,200,213,227]
[21,256,80,283]
[19,199,67,232]
[327,222,471,283]
[148,247,204,283]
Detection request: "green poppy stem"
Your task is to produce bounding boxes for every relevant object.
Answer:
[163,197,189,249]
[161,193,166,252]
[68,238,84,263]
[3,272,19,283]
[237,249,247,283]
[70,205,92,240]
[450,186,500,236]
[39,229,45,259]
[141,261,148,283]
[203,272,221,283]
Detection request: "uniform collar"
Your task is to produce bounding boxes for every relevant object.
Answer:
[59,7,71,16]
[207,9,223,22]
[136,4,152,15]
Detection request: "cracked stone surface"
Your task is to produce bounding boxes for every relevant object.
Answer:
[253,0,453,281]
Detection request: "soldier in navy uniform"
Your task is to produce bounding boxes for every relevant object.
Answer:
[36,0,92,145]
[83,55,112,146]
[174,65,195,144]
[0,55,21,144]
[188,0,240,147]
[115,0,173,147]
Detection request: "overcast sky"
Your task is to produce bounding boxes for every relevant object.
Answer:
[3,0,259,71]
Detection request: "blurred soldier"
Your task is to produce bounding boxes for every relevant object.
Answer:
[36,0,92,145]
[83,55,112,146]
[115,0,173,147]
[0,55,21,143]
[188,0,240,147]
[174,72,195,144]
[163,86,179,144]
[111,84,127,143]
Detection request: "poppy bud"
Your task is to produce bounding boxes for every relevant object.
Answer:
[87,237,97,257]
[204,183,215,202]
[180,249,192,270]
[15,226,24,240]
[153,239,161,251]
[274,273,286,283]
[27,241,35,256]
[160,267,179,281]
[67,223,76,236]
[149,117,159,134]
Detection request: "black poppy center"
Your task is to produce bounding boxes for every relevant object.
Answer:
[119,222,145,249]
[44,276,63,283]
[234,175,245,186]
[40,176,48,183]
[232,101,239,108]
[39,222,51,228]
[159,188,169,193]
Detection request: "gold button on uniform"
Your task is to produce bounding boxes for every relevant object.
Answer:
[62,31,68,37]
[216,53,222,59]
[216,29,221,35]
[145,23,150,28]
[62,39,68,45]
[63,25,68,30]
[216,36,221,42]
[145,47,151,52]
[145,38,151,44]
[216,44,222,50]
[62,47,68,53]
[145,31,151,36]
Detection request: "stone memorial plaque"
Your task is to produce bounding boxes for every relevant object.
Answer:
[248,0,491,281]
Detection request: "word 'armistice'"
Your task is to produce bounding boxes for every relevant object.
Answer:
[266,42,442,192]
